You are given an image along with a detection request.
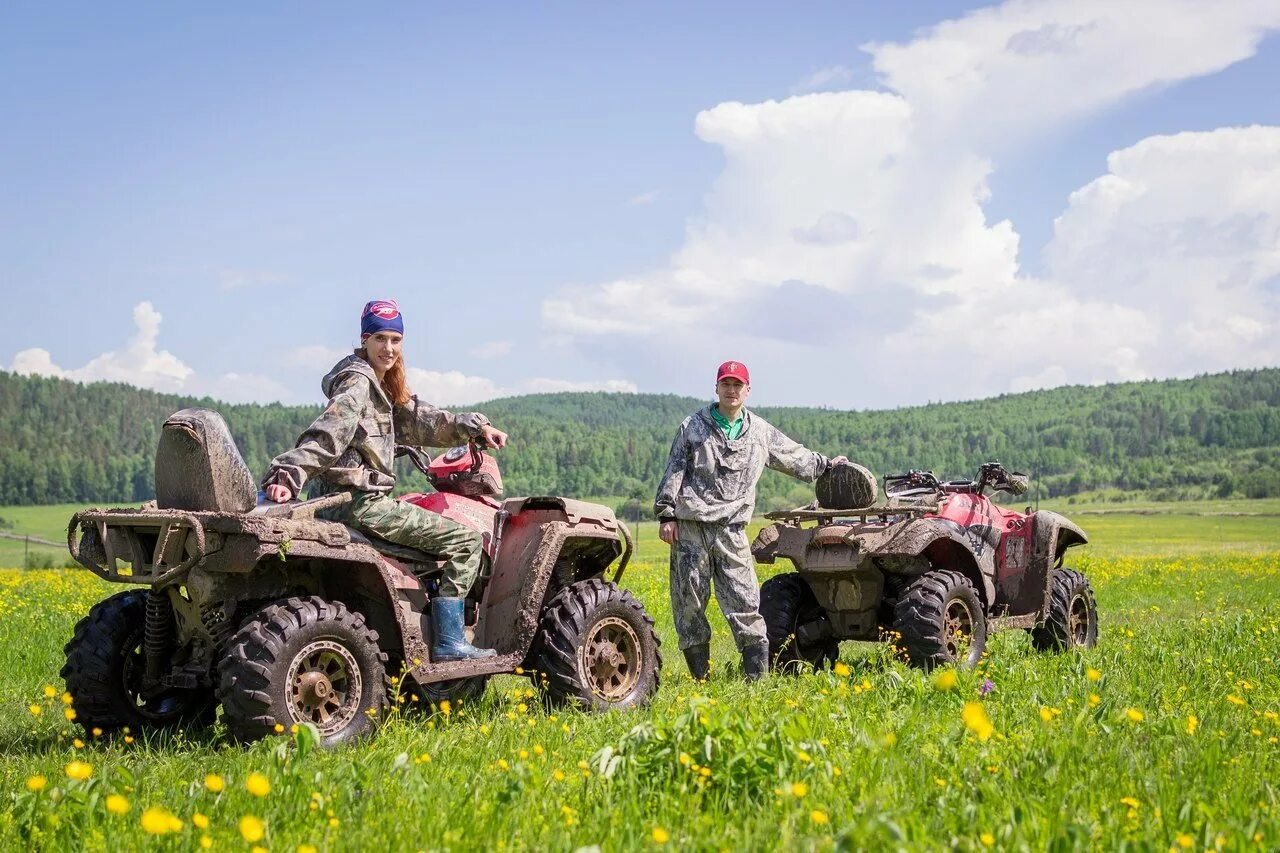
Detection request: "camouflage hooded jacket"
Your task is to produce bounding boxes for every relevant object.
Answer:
[654,406,830,526]
[263,354,490,496]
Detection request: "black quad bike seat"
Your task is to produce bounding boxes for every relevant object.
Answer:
[347,529,444,569]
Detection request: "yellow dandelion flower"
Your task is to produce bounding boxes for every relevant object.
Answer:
[204,773,226,792]
[192,812,209,829]
[140,806,183,835]
[1176,833,1194,849]
[439,699,452,716]
[73,738,84,749]
[273,723,285,733]
[933,669,958,691]
[790,782,808,798]
[61,692,73,705]
[199,836,213,849]
[106,794,130,815]
[534,744,544,756]
[833,662,851,677]
[1120,796,1140,809]
[797,750,812,763]
[1086,667,1102,682]
[239,815,265,843]
[245,772,271,797]
[65,760,92,781]
[1186,715,1199,735]
[25,775,46,792]
[298,845,318,853]
[553,769,566,781]
[1226,694,1246,707]
[1040,707,1056,723]
[980,832,995,846]
[42,685,57,698]
[63,707,76,721]
[810,810,829,825]
[652,827,670,844]
[1088,693,1101,708]
[328,817,340,827]
[1125,708,1144,723]
[962,702,994,741]
[28,704,42,716]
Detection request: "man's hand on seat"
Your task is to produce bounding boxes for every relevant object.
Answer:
[480,425,508,449]
[265,484,293,503]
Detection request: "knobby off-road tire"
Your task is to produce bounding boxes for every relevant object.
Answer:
[61,589,216,736]
[760,573,839,674]
[892,569,988,670]
[1030,567,1099,652]
[527,578,661,711]
[217,596,387,747]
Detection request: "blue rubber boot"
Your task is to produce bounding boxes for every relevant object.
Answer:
[431,597,496,661]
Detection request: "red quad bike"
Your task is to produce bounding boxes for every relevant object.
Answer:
[61,408,661,746]
[752,461,1098,671]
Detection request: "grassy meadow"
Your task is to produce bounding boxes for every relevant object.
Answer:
[0,501,1277,850]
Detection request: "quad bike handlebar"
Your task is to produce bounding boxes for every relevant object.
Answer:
[885,461,1029,498]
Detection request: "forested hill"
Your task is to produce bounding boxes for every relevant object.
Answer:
[1,368,1278,510]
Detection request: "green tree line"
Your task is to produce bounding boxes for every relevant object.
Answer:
[1,368,1277,510]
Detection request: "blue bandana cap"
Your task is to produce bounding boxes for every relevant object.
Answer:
[360,300,404,338]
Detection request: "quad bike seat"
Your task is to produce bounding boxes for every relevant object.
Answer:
[348,529,444,569]
[156,408,257,513]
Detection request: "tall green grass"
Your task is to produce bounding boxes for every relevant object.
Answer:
[0,505,1276,850]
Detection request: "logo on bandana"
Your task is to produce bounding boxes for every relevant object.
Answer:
[364,300,399,320]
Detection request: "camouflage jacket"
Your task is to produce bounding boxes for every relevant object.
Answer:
[263,354,490,496]
[654,406,830,525]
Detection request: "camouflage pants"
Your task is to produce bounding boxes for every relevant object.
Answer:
[322,491,483,598]
[669,519,767,653]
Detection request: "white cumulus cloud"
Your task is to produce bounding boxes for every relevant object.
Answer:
[539,0,1280,407]
[11,302,194,393]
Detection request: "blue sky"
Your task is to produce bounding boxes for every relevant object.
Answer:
[4,2,1279,409]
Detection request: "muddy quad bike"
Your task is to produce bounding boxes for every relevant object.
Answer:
[753,461,1097,672]
[61,408,661,746]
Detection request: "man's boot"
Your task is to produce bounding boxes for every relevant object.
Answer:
[431,597,497,661]
[682,643,710,681]
[742,643,768,681]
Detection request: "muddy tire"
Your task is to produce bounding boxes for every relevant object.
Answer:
[527,578,661,711]
[217,596,387,746]
[1030,568,1099,652]
[760,573,838,673]
[61,590,215,736]
[892,570,987,670]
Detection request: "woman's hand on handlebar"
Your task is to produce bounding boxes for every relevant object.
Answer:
[265,483,293,503]
[480,425,508,449]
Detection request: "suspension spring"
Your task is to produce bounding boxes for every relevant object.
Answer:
[144,591,174,685]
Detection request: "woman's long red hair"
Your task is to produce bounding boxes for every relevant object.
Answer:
[356,347,411,406]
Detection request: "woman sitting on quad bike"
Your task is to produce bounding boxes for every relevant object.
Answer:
[262,299,509,661]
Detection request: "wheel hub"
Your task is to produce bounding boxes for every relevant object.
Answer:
[286,640,362,736]
[578,617,641,702]
[1068,593,1090,644]
[943,599,975,661]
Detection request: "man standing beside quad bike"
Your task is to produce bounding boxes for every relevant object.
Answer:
[654,360,850,681]
[262,300,509,661]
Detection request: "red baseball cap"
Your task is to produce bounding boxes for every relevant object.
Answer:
[716,360,750,384]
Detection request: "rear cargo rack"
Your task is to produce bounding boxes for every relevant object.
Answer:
[67,509,207,586]
[764,505,937,524]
